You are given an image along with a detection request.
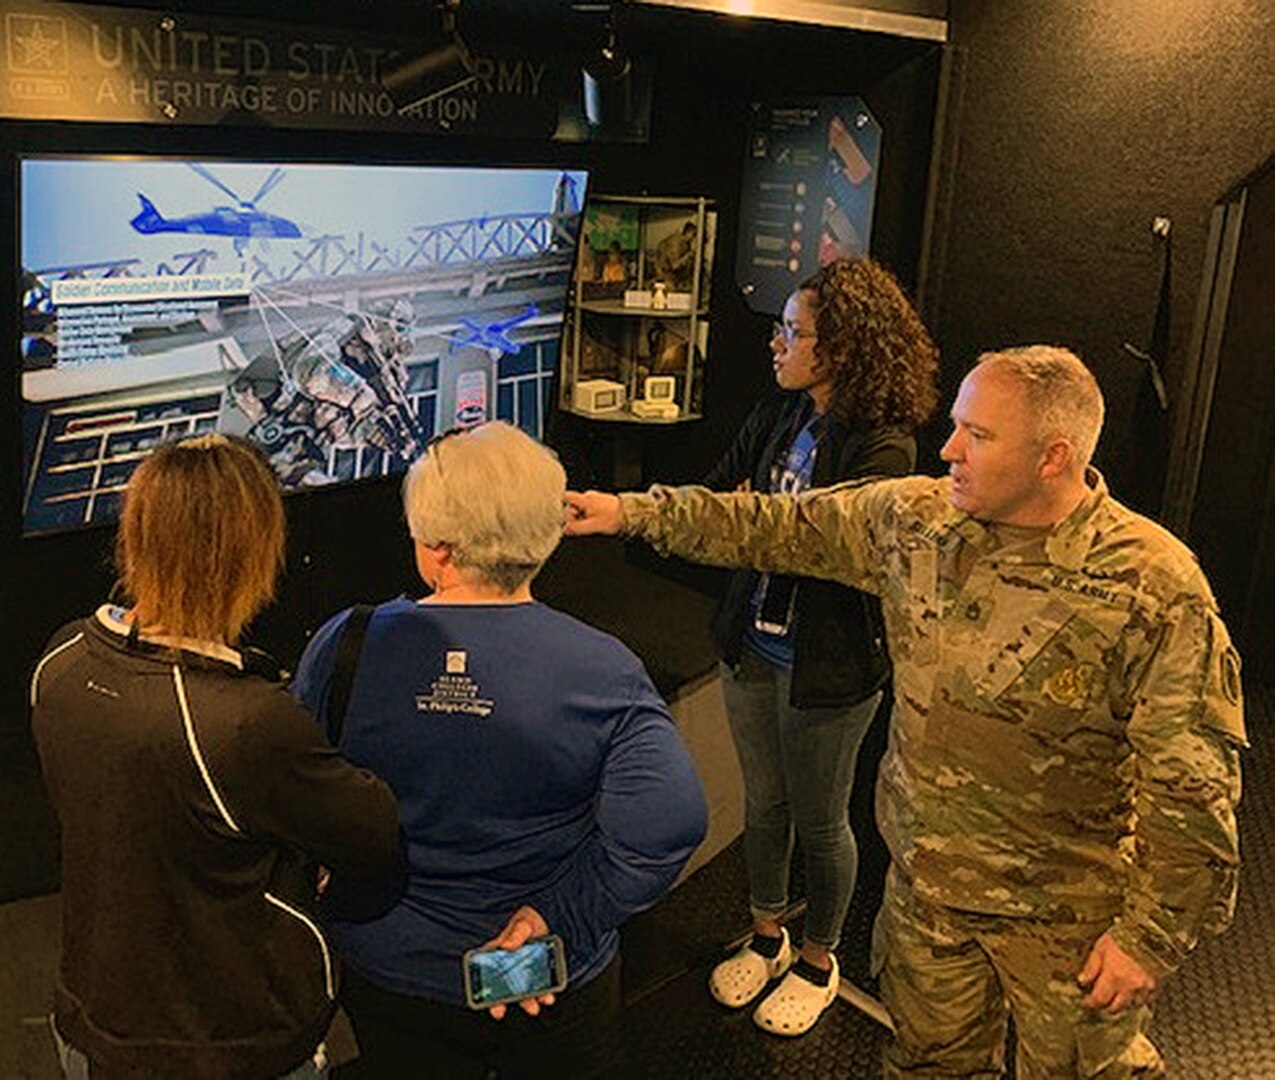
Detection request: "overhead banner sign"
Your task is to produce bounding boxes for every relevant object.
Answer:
[736,97,882,316]
[641,0,947,42]
[0,0,648,141]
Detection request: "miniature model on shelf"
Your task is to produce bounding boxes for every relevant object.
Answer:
[562,194,715,423]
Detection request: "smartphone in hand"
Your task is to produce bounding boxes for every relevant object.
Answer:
[462,934,568,1010]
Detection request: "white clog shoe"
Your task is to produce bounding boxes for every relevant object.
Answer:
[708,928,795,1008]
[752,953,839,1036]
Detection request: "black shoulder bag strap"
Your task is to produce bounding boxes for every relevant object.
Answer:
[326,604,374,747]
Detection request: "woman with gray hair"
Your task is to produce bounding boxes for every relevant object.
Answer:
[292,421,707,1079]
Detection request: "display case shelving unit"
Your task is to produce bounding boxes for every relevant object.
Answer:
[561,194,715,424]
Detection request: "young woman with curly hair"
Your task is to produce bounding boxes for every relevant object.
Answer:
[703,257,938,1036]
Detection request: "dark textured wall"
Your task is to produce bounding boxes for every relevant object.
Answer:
[929,0,1275,513]
[583,10,940,491]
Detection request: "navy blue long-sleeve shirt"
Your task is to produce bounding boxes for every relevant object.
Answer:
[292,598,707,1003]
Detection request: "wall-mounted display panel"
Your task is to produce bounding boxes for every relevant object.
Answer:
[19,156,588,534]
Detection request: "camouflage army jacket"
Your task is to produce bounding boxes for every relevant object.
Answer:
[620,472,1246,978]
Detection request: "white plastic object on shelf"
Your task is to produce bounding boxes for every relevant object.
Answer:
[572,379,626,414]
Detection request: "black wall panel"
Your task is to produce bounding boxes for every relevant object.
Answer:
[930,1,1275,506]
[1188,158,1275,665]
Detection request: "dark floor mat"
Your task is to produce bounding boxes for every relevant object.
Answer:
[621,833,890,1078]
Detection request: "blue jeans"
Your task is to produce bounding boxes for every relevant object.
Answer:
[720,649,882,950]
[52,1017,329,1079]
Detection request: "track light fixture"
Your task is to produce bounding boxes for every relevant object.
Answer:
[382,0,477,116]
[581,1,634,131]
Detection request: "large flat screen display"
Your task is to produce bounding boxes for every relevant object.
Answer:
[20,155,588,535]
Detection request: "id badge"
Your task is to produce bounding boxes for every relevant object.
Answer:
[754,573,797,635]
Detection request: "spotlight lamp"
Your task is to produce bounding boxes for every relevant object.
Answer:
[582,2,634,131]
[382,0,477,117]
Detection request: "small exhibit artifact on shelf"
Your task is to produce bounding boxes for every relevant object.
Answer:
[631,398,680,420]
[623,286,693,311]
[644,376,676,402]
[629,372,680,419]
[562,193,715,423]
[572,378,626,415]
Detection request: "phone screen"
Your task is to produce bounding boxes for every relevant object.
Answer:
[464,936,565,1008]
[754,573,796,635]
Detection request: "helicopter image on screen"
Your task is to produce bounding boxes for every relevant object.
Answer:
[129,163,303,251]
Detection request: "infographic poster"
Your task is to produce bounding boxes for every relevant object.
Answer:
[735,98,881,316]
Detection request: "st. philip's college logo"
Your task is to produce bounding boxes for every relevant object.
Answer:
[417,650,495,718]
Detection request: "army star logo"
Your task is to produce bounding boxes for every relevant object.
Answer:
[6,15,68,74]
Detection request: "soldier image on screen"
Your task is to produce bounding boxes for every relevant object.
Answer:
[21,270,58,369]
[228,297,421,484]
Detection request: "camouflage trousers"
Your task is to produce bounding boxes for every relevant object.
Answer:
[873,870,1164,1079]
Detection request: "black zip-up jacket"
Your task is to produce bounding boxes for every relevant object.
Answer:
[703,393,916,708]
[30,609,401,1079]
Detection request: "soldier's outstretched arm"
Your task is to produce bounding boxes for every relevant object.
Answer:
[564,491,624,535]
[566,481,892,594]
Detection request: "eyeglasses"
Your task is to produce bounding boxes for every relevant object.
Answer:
[772,321,817,344]
[424,426,465,472]
[427,426,464,451]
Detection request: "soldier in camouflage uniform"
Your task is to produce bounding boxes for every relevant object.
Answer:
[564,346,1245,1078]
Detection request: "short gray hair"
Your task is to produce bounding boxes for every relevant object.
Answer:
[403,421,566,592]
[976,346,1105,466]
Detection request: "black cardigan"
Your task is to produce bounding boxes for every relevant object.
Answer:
[702,393,916,708]
[30,612,400,1079]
